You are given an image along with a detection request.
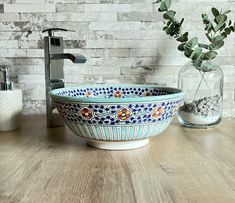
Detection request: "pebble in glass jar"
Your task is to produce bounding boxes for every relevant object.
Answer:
[177,60,223,128]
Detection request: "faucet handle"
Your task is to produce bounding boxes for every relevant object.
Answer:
[42,28,75,37]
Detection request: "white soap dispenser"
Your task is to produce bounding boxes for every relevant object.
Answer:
[0,66,22,131]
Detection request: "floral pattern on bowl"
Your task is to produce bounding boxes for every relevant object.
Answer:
[51,84,185,146]
[55,99,182,126]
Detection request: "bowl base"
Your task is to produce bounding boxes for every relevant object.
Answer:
[86,139,149,151]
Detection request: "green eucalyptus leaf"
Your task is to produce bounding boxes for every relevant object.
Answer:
[198,43,209,49]
[202,14,210,24]
[215,15,220,24]
[221,32,227,38]
[223,10,231,15]
[196,52,204,60]
[206,23,214,33]
[213,35,225,42]
[230,26,235,32]
[163,26,168,31]
[197,61,219,72]
[225,27,231,34]
[167,21,171,26]
[165,22,176,35]
[177,32,188,42]
[192,60,203,68]
[164,0,171,9]
[184,37,198,50]
[170,25,181,36]
[165,21,182,36]
[229,20,232,26]
[163,10,176,21]
[184,49,193,57]
[214,14,227,31]
[203,51,218,60]
[190,47,202,60]
[178,43,186,51]
[212,7,219,17]
[211,40,224,50]
[158,0,171,12]
[215,14,227,25]
[205,23,214,34]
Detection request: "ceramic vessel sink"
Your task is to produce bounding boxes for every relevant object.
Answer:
[51,84,185,150]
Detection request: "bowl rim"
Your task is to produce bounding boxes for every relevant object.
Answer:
[50,84,185,103]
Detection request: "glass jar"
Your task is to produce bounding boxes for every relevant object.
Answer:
[177,60,224,128]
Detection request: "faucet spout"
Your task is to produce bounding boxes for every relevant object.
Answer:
[50,53,87,63]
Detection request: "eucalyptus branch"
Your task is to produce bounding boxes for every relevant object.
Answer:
[193,71,205,100]
[155,0,235,72]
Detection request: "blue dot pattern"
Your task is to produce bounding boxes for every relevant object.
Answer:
[57,86,177,98]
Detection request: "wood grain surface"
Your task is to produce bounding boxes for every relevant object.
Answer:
[0,115,235,203]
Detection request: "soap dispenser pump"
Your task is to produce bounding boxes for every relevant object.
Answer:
[0,66,13,90]
[0,65,22,131]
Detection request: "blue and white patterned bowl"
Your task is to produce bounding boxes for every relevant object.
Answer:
[51,84,185,150]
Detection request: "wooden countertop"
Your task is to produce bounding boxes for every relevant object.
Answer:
[0,115,235,203]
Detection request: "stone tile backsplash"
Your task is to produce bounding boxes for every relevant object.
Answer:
[0,0,235,116]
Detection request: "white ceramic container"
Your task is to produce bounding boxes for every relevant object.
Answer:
[0,89,22,131]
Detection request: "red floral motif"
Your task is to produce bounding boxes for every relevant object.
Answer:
[151,107,164,119]
[57,104,67,118]
[113,90,123,98]
[80,107,93,120]
[85,91,93,98]
[117,108,131,121]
